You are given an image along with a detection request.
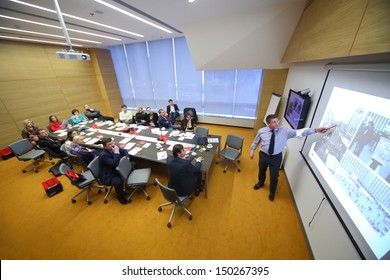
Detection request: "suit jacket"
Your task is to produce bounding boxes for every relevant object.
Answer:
[146,112,159,126]
[166,104,179,115]
[38,136,67,157]
[166,155,201,196]
[99,148,129,185]
[158,115,171,129]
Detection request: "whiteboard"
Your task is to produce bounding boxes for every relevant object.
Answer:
[263,93,282,125]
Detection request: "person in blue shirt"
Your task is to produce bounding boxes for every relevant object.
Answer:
[250,114,327,201]
[70,109,87,125]
[157,109,181,130]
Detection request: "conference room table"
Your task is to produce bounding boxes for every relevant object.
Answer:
[57,120,221,198]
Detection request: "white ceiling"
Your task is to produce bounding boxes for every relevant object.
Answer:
[0,0,308,69]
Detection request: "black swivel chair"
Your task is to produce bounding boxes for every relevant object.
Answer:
[183,107,198,123]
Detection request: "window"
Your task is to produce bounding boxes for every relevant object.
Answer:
[109,37,262,119]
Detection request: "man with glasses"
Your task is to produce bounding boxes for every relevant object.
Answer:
[250,114,327,201]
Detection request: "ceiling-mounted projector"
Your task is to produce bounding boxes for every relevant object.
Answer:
[56,51,90,61]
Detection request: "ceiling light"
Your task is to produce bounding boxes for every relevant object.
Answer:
[0,35,83,47]
[10,0,143,37]
[0,26,102,44]
[94,0,172,34]
[188,0,196,3]
[0,15,122,41]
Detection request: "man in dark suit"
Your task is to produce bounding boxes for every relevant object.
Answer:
[166,99,180,124]
[37,129,67,157]
[99,138,131,205]
[145,107,159,127]
[166,144,204,196]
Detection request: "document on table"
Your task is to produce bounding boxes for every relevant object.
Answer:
[124,143,136,150]
[85,137,100,145]
[119,138,131,144]
[157,151,167,160]
[151,128,160,134]
[142,143,151,148]
[129,147,142,155]
[208,137,219,143]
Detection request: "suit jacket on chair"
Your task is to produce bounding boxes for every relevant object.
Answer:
[166,155,201,196]
[99,148,129,185]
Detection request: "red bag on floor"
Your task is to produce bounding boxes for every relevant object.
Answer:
[42,177,63,197]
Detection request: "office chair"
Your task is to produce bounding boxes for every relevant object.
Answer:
[9,139,53,173]
[87,156,112,204]
[183,107,198,123]
[40,146,70,164]
[216,134,244,173]
[116,156,151,203]
[195,126,209,137]
[59,163,99,205]
[46,125,53,133]
[155,178,192,228]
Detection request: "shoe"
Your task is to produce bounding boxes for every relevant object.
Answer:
[253,182,264,190]
[119,197,128,205]
[268,194,274,201]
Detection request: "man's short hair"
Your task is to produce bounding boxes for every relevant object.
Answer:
[101,137,113,147]
[172,144,183,158]
[168,99,173,102]
[158,109,164,114]
[37,129,45,136]
[266,114,278,124]
[121,104,127,108]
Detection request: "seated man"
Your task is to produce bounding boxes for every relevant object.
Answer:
[70,135,99,165]
[99,138,133,205]
[166,99,180,124]
[37,129,68,158]
[166,144,204,196]
[119,104,133,124]
[84,104,114,122]
[157,109,181,130]
[145,107,159,127]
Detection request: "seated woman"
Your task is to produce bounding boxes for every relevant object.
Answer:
[70,135,99,165]
[70,109,87,125]
[181,113,196,132]
[21,119,40,146]
[64,129,78,154]
[48,115,65,132]
[135,106,148,125]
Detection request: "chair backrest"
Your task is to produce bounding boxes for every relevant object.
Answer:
[87,156,100,180]
[59,162,72,175]
[47,125,53,133]
[155,178,180,203]
[226,134,244,151]
[9,139,34,157]
[183,107,198,123]
[116,156,133,180]
[60,144,68,154]
[195,126,209,137]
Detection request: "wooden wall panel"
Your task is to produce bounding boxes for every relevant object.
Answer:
[351,0,390,55]
[254,69,289,134]
[282,0,367,63]
[0,41,55,81]
[0,41,120,148]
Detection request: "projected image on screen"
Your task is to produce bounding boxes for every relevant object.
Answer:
[308,87,390,259]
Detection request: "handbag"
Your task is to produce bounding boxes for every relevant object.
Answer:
[66,170,87,181]
[196,134,208,145]
[42,177,63,197]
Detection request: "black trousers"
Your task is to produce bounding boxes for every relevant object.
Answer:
[258,151,282,196]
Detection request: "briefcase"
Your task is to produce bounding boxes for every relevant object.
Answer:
[42,177,63,197]
[0,147,14,160]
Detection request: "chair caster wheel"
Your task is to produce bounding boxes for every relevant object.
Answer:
[88,201,92,205]
[98,189,102,193]
[146,196,151,200]
[238,170,241,172]
[158,207,162,212]
[216,162,219,165]
[22,170,26,173]
[167,223,171,228]
[35,170,39,173]
[104,200,108,204]
[72,199,76,203]
[223,170,226,173]
[189,215,192,220]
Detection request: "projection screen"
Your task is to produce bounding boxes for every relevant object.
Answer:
[300,64,390,260]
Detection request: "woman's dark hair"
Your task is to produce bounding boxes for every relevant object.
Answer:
[172,144,183,158]
[49,115,58,122]
[71,109,79,115]
[67,129,77,141]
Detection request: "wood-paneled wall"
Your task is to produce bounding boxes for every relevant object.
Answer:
[0,40,121,148]
[282,0,390,63]
[254,69,289,134]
